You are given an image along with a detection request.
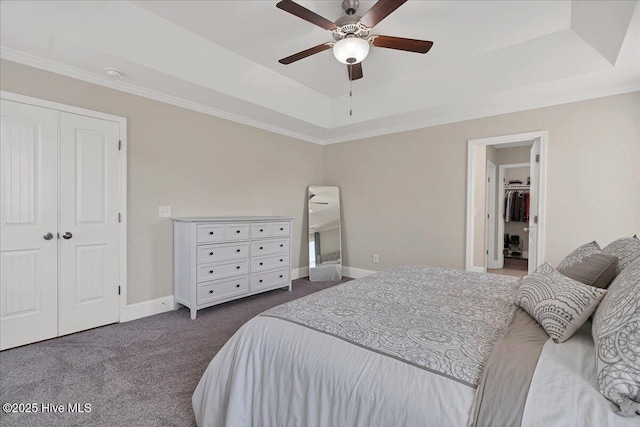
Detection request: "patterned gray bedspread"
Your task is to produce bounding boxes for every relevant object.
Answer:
[261,265,520,388]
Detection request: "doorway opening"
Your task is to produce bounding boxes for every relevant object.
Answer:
[466,131,547,277]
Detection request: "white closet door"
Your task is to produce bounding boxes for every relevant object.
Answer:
[58,112,120,336]
[0,100,59,350]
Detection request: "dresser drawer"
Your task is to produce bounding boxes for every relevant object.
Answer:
[251,268,290,292]
[197,276,249,305]
[251,238,289,257]
[197,242,249,264]
[270,222,290,237]
[251,254,289,273]
[225,223,249,241]
[251,223,272,239]
[197,224,225,243]
[251,222,290,239]
[197,259,249,283]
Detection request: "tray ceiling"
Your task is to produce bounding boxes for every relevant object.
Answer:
[1,1,638,144]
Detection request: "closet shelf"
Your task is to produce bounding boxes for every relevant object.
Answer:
[504,185,530,190]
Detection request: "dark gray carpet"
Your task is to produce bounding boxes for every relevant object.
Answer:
[0,277,351,427]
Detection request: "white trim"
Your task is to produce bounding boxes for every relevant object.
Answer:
[1,90,128,324]
[342,266,377,279]
[497,162,530,269]
[485,161,498,269]
[291,266,376,280]
[466,131,547,272]
[0,47,323,145]
[1,91,127,124]
[470,266,486,273]
[120,296,174,323]
[291,267,309,280]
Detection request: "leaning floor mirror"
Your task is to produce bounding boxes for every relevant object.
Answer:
[308,186,342,281]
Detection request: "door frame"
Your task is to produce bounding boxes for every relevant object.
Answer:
[1,90,128,321]
[485,161,498,269]
[465,131,547,273]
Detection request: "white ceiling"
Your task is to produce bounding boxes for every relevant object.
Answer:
[1,1,638,144]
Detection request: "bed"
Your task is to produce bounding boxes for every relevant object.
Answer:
[192,265,638,426]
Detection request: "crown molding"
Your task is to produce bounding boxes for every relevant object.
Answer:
[2,47,638,147]
[0,47,324,145]
[322,83,640,145]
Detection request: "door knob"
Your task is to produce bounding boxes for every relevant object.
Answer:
[524,227,529,232]
[43,232,54,240]
[62,232,73,240]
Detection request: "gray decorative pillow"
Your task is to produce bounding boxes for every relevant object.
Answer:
[557,241,618,289]
[603,236,640,275]
[592,256,640,416]
[514,262,607,343]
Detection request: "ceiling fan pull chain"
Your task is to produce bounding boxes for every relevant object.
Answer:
[349,71,353,116]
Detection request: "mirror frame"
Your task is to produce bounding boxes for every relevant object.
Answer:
[308,185,342,281]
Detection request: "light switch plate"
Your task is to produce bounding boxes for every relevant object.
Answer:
[159,206,172,218]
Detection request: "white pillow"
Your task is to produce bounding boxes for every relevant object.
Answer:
[514,262,607,343]
[592,256,640,416]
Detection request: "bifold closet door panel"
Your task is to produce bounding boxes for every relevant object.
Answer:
[0,100,59,350]
[58,112,120,336]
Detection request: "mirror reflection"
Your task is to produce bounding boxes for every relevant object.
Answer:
[308,186,342,281]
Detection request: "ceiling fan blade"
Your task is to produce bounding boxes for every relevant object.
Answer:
[372,35,433,54]
[360,0,408,28]
[279,43,333,65]
[276,0,337,31]
[348,62,363,81]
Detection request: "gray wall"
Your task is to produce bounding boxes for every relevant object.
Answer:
[3,59,639,305]
[323,91,640,271]
[0,59,324,304]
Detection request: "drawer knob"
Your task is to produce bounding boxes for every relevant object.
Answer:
[236,266,241,269]
[236,284,240,288]
[259,246,263,250]
[259,262,263,266]
[280,244,284,247]
[279,275,283,278]
[209,270,214,274]
[236,230,241,234]
[236,249,241,253]
[259,279,263,283]
[280,259,283,262]
[209,252,214,256]
[209,231,214,235]
[280,228,284,231]
[209,290,214,294]
[260,229,264,232]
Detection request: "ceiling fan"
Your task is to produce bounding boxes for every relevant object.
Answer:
[276,0,433,81]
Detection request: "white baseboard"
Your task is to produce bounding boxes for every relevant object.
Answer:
[292,265,377,280]
[470,266,486,273]
[120,295,175,322]
[342,266,377,279]
[291,267,308,280]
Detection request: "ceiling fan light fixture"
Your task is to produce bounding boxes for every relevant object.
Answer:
[332,37,369,64]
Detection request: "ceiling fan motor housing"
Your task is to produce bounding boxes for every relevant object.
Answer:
[333,15,370,41]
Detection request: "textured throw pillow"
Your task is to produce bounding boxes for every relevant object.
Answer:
[603,236,640,275]
[556,241,618,289]
[592,256,640,416]
[514,262,607,343]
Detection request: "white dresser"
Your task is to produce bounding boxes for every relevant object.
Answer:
[173,217,294,319]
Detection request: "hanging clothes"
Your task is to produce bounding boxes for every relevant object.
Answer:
[504,190,530,222]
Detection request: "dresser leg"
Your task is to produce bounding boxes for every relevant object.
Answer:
[190,308,197,320]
